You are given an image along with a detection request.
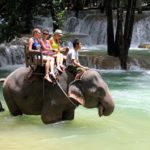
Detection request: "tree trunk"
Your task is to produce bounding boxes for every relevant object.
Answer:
[106,0,115,56]
[122,0,137,69]
[98,0,105,13]
[22,0,34,33]
[115,0,125,66]
[115,0,124,57]
[72,0,85,17]
[6,0,17,41]
[137,0,142,14]
[49,0,59,32]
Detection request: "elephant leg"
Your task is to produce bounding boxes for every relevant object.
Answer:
[3,89,22,116]
[6,99,22,116]
[62,109,75,121]
[41,101,63,124]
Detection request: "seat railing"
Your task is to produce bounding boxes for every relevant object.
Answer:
[24,45,45,69]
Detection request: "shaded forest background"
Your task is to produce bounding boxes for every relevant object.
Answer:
[0,0,150,69]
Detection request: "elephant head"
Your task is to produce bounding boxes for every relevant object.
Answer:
[68,69,114,117]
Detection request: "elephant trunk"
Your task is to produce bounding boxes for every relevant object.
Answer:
[98,94,115,117]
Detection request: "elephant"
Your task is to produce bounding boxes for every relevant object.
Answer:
[2,66,114,124]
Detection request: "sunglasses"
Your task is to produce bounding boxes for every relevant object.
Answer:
[43,32,49,35]
[36,31,41,34]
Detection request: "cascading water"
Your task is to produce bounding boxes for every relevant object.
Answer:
[0,37,27,67]
[132,15,150,46]
[32,15,53,33]
[0,11,150,69]
[64,13,107,45]
[32,10,150,47]
[63,11,150,47]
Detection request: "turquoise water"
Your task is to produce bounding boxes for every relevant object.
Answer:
[0,68,150,150]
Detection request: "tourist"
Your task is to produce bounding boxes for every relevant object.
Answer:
[28,28,52,82]
[49,29,67,72]
[40,29,56,79]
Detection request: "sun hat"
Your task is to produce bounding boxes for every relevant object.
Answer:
[54,29,63,36]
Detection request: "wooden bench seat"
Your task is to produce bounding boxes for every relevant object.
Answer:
[24,45,45,70]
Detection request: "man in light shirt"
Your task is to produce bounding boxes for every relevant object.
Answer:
[66,39,88,77]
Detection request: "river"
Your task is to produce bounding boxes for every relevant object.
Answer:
[0,66,150,150]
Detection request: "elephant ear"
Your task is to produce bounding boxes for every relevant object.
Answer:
[68,80,85,105]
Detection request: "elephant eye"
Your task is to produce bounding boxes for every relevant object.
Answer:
[87,87,105,98]
[97,87,105,98]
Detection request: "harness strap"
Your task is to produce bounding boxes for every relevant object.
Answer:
[56,80,78,107]
[42,77,77,107]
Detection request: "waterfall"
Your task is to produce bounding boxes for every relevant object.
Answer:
[132,15,150,46]
[0,11,150,68]
[63,11,150,47]
[64,13,107,45]
[0,37,27,67]
[32,11,150,47]
[32,15,53,33]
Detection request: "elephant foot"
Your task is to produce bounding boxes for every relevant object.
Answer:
[0,102,5,112]
[62,111,75,121]
[41,116,61,124]
[62,117,74,121]
[0,108,5,112]
[41,112,62,124]
[11,110,23,116]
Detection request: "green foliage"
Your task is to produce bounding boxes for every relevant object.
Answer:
[0,0,43,43]
[0,0,150,43]
[55,9,67,28]
[51,0,67,29]
[0,0,68,42]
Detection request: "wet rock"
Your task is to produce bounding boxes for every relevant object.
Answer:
[0,36,27,67]
[10,35,29,46]
[80,55,120,69]
[138,44,150,49]
[80,52,150,70]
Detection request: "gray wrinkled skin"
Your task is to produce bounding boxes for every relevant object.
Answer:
[3,67,114,124]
